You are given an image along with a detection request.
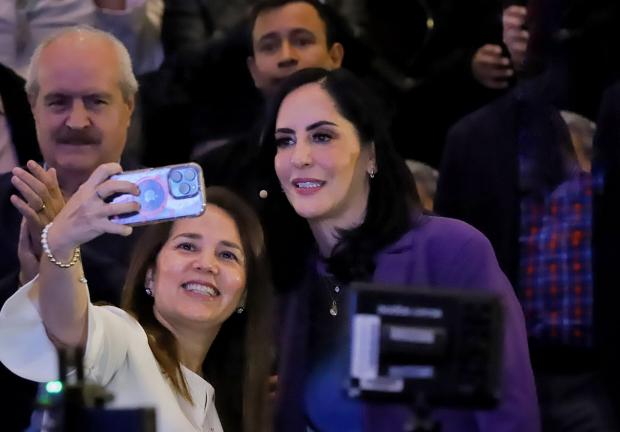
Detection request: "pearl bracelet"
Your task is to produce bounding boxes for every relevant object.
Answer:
[41,222,81,269]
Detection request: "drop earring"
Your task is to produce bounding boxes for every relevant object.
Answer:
[369,168,376,179]
[145,275,153,297]
[145,269,154,297]
[237,292,247,314]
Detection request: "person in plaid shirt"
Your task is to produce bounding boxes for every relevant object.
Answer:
[435,2,620,430]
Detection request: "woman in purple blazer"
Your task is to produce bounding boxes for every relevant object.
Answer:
[257,68,540,432]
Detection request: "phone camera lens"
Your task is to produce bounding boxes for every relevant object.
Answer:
[168,167,200,199]
[170,170,183,183]
[183,169,197,181]
[179,183,191,195]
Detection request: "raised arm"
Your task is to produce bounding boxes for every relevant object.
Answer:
[35,163,139,347]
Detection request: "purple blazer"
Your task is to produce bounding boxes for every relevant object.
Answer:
[275,215,540,432]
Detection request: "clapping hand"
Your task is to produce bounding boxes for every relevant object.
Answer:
[10,160,65,257]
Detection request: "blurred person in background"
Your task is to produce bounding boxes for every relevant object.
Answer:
[333,0,513,167]
[435,1,620,429]
[0,0,163,77]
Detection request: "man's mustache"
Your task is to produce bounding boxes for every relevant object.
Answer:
[53,126,102,145]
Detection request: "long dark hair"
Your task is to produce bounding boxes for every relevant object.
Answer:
[121,186,273,432]
[258,68,421,286]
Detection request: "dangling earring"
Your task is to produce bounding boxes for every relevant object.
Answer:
[236,291,247,314]
[369,168,376,179]
[145,269,154,297]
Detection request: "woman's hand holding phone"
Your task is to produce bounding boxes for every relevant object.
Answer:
[45,163,140,257]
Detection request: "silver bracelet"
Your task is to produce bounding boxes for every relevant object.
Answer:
[41,222,80,269]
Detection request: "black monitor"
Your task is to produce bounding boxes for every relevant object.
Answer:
[347,282,503,410]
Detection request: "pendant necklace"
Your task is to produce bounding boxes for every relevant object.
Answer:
[329,284,340,316]
[323,275,341,316]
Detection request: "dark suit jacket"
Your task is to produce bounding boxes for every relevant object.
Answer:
[196,125,268,208]
[139,16,260,168]
[0,169,143,431]
[0,63,41,166]
[590,82,620,407]
[161,0,254,58]
[435,81,620,407]
[161,0,212,58]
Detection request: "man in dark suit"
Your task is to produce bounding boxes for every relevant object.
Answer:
[435,1,620,429]
[0,26,141,431]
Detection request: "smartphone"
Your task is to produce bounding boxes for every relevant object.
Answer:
[109,163,206,226]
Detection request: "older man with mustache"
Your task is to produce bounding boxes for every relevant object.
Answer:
[0,25,141,431]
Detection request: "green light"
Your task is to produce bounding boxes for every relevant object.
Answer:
[46,381,63,394]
